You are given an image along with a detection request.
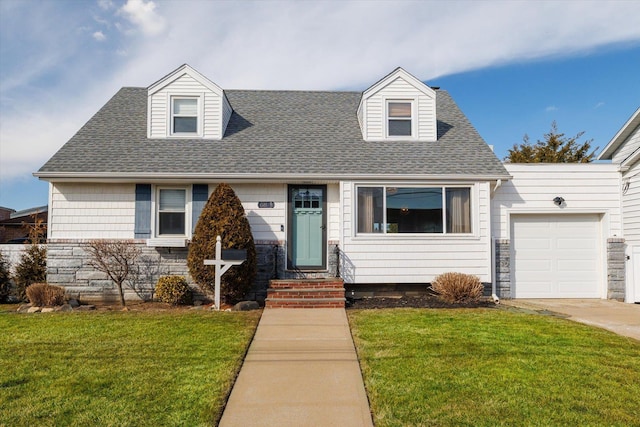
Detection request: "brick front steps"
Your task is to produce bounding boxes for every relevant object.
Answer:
[265,279,345,308]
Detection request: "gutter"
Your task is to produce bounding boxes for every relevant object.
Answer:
[33,171,513,183]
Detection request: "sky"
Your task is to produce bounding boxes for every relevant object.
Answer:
[1,0,639,211]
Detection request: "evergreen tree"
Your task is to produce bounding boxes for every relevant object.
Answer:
[505,121,597,163]
[0,252,11,302]
[187,183,257,303]
[13,217,47,301]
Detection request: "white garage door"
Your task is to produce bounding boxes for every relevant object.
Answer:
[511,214,602,298]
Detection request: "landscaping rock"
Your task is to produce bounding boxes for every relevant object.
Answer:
[193,299,203,306]
[57,304,74,312]
[232,301,260,311]
[41,307,55,313]
[68,299,80,308]
[76,305,96,311]
[27,306,42,313]
[189,305,204,310]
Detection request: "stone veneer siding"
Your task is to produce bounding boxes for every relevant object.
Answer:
[606,238,626,300]
[494,239,511,299]
[494,238,626,300]
[47,239,338,303]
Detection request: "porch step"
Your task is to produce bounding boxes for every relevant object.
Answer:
[266,279,345,308]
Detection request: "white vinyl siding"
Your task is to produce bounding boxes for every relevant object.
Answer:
[492,164,622,239]
[234,184,287,242]
[148,73,225,139]
[622,161,640,247]
[233,183,340,243]
[341,181,490,283]
[362,76,436,141]
[49,183,136,239]
[612,124,640,164]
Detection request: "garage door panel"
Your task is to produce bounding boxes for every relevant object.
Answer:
[556,259,597,272]
[511,214,601,299]
[556,238,598,250]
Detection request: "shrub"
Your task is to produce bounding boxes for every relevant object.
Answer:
[187,183,257,304]
[0,252,11,303]
[155,276,193,305]
[430,272,484,304]
[14,244,47,301]
[86,239,142,307]
[26,283,65,307]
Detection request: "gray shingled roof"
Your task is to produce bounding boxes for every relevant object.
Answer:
[37,88,509,178]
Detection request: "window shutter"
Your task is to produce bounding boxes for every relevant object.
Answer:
[134,184,152,238]
[192,184,209,233]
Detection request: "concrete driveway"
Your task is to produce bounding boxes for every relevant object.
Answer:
[503,299,640,341]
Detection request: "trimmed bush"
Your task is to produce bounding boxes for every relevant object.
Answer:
[187,183,257,304]
[430,272,484,304]
[26,283,65,307]
[0,252,11,303]
[14,244,47,301]
[155,276,193,305]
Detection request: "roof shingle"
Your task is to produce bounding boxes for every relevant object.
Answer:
[37,87,509,178]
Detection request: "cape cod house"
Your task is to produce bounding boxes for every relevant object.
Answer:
[34,65,627,304]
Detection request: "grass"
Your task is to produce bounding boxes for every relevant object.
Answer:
[0,305,261,426]
[349,307,640,427]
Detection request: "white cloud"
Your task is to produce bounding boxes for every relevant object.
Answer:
[118,0,166,37]
[92,30,106,41]
[546,106,559,112]
[98,0,114,11]
[594,102,605,109]
[1,0,640,185]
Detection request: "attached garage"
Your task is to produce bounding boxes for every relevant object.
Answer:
[511,214,603,298]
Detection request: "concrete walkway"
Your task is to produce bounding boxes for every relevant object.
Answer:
[219,308,374,427]
[503,299,640,341]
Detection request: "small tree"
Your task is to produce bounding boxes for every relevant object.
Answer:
[13,218,47,301]
[86,240,142,307]
[187,183,257,304]
[505,121,597,163]
[0,252,11,303]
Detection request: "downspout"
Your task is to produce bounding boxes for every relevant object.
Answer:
[490,179,503,304]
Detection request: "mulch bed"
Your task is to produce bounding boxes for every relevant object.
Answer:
[346,294,496,309]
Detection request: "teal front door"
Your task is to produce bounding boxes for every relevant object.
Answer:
[289,186,326,269]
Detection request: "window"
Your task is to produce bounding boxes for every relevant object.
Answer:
[171,97,198,134]
[158,189,186,235]
[387,101,412,137]
[356,186,472,234]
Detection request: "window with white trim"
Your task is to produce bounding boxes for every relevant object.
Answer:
[157,188,186,235]
[357,186,472,234]
[387,101,412,137]
[171,97,198,134]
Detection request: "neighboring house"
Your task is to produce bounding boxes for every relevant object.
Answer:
[598,107,640,303]
[34,64,625,302]
[0,205,48,243]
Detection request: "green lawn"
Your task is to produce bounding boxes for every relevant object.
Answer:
[349,308,640,427]
[0,306,261,426]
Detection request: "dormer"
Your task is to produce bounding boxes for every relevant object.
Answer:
[357,67,437,142]
[147,64,232,139]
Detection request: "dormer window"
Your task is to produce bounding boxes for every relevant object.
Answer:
[171,97,198,134]
[387,101,412,137]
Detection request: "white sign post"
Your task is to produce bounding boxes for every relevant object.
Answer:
[204,236,246,310]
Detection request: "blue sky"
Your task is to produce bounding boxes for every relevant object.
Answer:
[1,0,639,211]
